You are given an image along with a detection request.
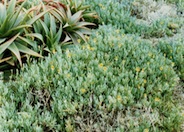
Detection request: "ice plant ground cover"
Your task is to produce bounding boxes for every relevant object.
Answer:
[0,0,184,131]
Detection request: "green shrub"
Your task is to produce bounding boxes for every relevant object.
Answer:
[0,0,97,81]
[0,25,182,131]
[31,0,97,49]
[84,0,136,29]
[156,39,184,80]
[85,0,182,38]
[0,0,45,71]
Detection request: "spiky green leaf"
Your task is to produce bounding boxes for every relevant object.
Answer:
[0,34,19,55]
[7,42,22,66]
[16,43,43,58]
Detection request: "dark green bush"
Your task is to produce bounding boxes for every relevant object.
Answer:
[0,25,182,131]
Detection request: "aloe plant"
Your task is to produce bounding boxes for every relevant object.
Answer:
[0,0,97,72]
[32,13,63,52]
[44,0,96,44]
[64,0,99,23]
[0,0,51,82]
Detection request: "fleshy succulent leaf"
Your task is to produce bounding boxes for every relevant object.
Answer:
[16,43,43,58]
[0,33,19,55]
[7,42,22,66]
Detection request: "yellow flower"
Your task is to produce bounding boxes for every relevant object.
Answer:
[171,62,175,67]
[122,60,126,64]
[116,95,122,101]
[160,21,164,25]
[137,85,140,89]
[118,43,122,48]
[115,29,120,34]
[143,79,147,84]
[87,45,94,51]
[98,63,108,71]
[77,39,81,43]
[66,50,72,58]
[168,23,179,29]
[85,35,90,41]
[86,45,90,49]
[143,128,149,132]
[52,49,56,54]
[148,52,152,57]
[160,67,163,71]
[82,45,85,50]
[164,53,166,57]
[66,74,71,78]
[99,63,103,68]
[57,69,60,74]
[80,88,87,94]
[144,94,147,98]
[155,97,160,102]
[115,56,118,61]
[170,56,172,59]
[99,4,103,7]
[102,6,106,10]
[67,53,72,58]
[90,47,95,51]
[103,66,107,71]
[51,65,55,70]
[93,38,97,43]
[135,67,141,72]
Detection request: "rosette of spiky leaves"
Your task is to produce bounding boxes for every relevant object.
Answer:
[64,0,98,23]
[24,1,63,53]
[45,1,96,44]
[32,12,63,53]
[0,0,49,71]
[18,0,41,9]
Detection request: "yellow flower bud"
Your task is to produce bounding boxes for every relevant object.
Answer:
[116,95,122,101]
[143,128,149,132]
[51,65,55,70]
[135,67,141,72]
[80,88,87,94]
[160,67,163,71]
[155,97,160,102]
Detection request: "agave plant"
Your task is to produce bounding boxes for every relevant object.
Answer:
[43,0,96,44]
[0,0,52,72]
[63,0,98,21]
[31,13,63,53]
